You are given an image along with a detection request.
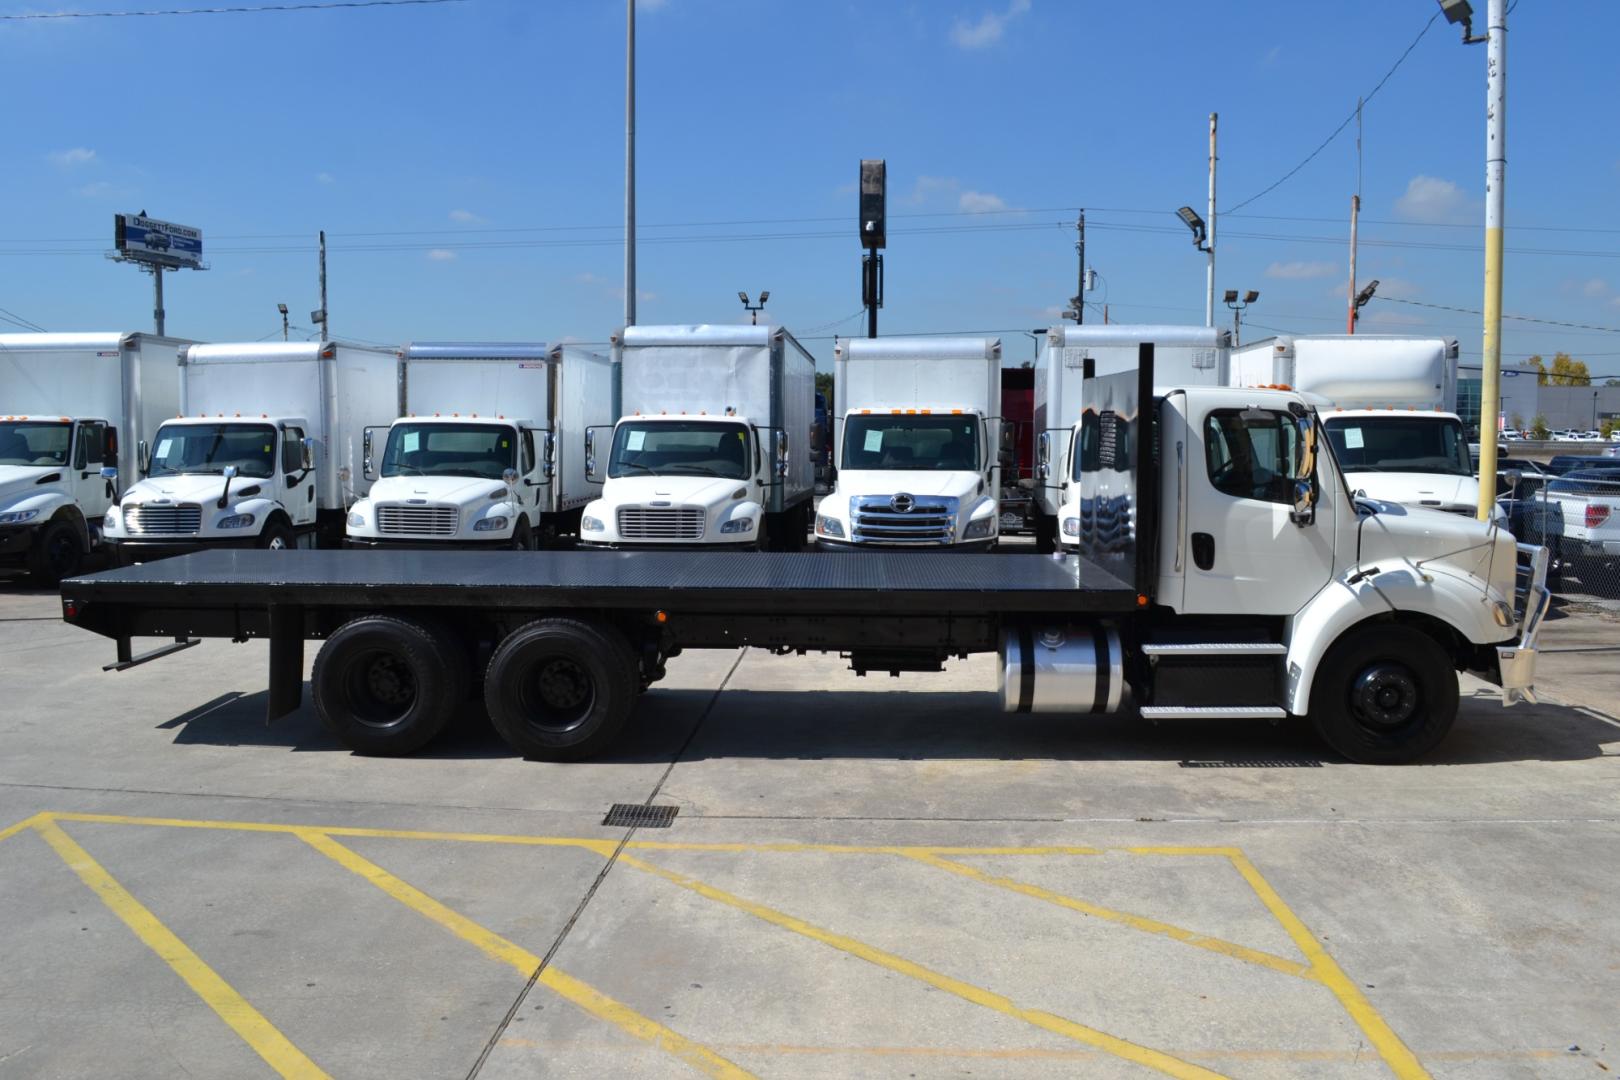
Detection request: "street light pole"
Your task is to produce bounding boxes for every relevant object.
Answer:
[1474,0,1506,520]
[1223,289,1259,347]
[624,0,637,328]
[1205,113,1217,328]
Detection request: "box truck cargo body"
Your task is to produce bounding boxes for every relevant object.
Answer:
[580,324,816,549]
[0,332,189,584]
[347,342,613,548]
[814,336,1002,550]
[105,341,397,557]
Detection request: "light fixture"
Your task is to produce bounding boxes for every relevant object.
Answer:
[1176,206,1208,251]
[1243,290,1260,304]
[1223,289,1239,304]
[1353,280,1379,309]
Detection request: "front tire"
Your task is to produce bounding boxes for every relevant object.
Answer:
[312,615,464,755]
[28,518,84,587]
[483,618,638,761]
[259,518,295,551]
[1308,624,1459,764]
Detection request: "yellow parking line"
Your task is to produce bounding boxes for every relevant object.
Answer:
[616,852,1231,1080]
[900,850,1316,981]
[32,817,331,1080]
[294,830,757,1080]
[1225,851,1432,1080]
[0,812,49,844]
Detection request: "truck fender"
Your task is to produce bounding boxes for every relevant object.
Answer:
[1284,563,1488,714]
[6,491,88,546]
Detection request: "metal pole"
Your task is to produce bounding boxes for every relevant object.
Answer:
[1475,0,1506,521]
[1232,302,1241,346]
[318,230,329,342]
[282,311,289,341]
[1075,210,1085,324]
[624,0,637,327]
[1205,112,1217,328]
[1346,194,1360,334]
[152,266,165,337]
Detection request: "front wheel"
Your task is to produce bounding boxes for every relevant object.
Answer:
[259,519,295,550]
[27,519,84,587]
[483,618,638,761]
[1308,624,1459,764]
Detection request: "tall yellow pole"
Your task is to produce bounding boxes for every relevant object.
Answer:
[1476,0,1506,521]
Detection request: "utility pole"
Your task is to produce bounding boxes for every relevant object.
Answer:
[317,231,329,341]
[1205,112,1217,328]
[151,266,165,336]
[1073,210,1086,324]
[1346,194,1360,333]
[624,0,637,327]
[1476,0,1506,521]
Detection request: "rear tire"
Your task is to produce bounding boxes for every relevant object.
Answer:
[1308,624,1459,764]
[313,615,462,755]
[483,618,638,761]
[27,518,84,588]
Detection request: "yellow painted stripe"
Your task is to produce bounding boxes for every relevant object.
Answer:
[617,852,1230,1080]
[294,830,756,1080]
[902,851,1315,981]
[0,812,49,843]
[33,817,331,1080]
[1226,851,1431,1080]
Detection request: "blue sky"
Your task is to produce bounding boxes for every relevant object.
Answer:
[2,0,1617,376]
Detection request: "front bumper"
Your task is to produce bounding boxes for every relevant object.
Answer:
[346,536,513,551]
[816,536,997,553]
[578,539,760,551]
[1498,542,1552,705]
[0,526,35,561]
[110,537,262,561]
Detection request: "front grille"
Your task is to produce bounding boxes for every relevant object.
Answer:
[617,506,705,541]
[850,494,956,544]
[376,504,459,537]
[124,503,201,536]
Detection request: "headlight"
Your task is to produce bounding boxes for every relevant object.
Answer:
[347,511,365,528]
[217,513,257,530]
[474,516,509,532]
[815,514,844,539]
[962,517,995,541]
[0,509,40,526]
[582,514,605,532]
[720,517,754,534]
[1062,517,1080,536]
[103,513,119,532]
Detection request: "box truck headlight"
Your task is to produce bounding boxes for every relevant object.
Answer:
[217,513,257,530]
[962,517,995,541]
[474,516,509,533]
[0,510,41,525]
[815,514,844,539]
[103,513,119,533]
[582,515,606,533]
[1062,517,1080,536]
[347,511,366,528]
[720,517,754,535]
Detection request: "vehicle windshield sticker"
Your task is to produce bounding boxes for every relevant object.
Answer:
[863,429,883,452]
[263,444,272,453]
[154,439,172,458]
[500,438,510,448]
[1343,427,1365,449]
[402,431,420,453]
[626,430,646,451]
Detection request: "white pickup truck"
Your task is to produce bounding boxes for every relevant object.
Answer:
[1523,468,1620,593]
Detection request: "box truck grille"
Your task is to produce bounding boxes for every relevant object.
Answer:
[124,504,201,536]
[850,495,957,545]
[617,507,705,541]
[376,504,460,537]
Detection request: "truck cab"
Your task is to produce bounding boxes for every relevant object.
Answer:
[0,415,118,584]
[103,416,316,557]
[347,416,547,549]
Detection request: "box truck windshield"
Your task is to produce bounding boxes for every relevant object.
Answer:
[842,414,980,471]
[149,422,276,478]
[1323,415,1471,477]
[382,423,517,480]
[610,420,751,480]
[0,420,72,466]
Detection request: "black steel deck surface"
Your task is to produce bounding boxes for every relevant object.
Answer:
[62,548,1139,616]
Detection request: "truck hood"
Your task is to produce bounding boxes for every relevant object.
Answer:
[1343,470,1478,511]
[369,474,509,507]
[834,469,985,500]
[1357,500,1516,601]
[0,465,64,503]
[124,473,255,505]
[607,474,752,507]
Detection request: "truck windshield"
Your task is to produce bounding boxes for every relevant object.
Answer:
[149,423,277,478]
[381,423,516,480]
[1323,416,1472,476]
[0,420,71,467]
[610,420,751,479]
[842,415,980,471]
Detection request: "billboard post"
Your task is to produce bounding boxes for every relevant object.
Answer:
[109,212,207,336]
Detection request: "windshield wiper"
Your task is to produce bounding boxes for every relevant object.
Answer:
[612,461,654,474]
[661,465,727,476]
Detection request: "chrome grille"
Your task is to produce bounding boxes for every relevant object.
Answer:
[617,506,704,541]
[124,503,201,536]
[376,504,459,537]
[850,494,956,545]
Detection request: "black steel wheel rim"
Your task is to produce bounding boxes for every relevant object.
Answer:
[516,654,595,734]
[45,530,77,575]
[1349,662,1420,730]
[342,647,418,729]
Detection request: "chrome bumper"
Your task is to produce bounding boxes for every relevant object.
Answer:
[1499,542,1552,706]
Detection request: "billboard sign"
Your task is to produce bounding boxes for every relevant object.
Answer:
[114,213,203,268]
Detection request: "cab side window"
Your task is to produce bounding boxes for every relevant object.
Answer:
[520,430,535,475]
[282,427,306,475]
[1205,409,1298,504]
[74,422,106,470]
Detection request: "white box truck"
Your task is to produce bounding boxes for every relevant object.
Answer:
[1230,335,1483,518]
[105,341,397,558]
[0,332,188,584]
[346,342,613,549]
[579,324,817,550]
[1031,325,1229,551]
[814,336,1003,550]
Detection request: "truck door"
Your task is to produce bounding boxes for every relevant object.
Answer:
[71,420,113,520]
[281,425,317,527]
[1181,403,1335,615]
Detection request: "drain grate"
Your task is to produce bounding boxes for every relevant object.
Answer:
[603,803,680,828]
[1179,758,1323,769]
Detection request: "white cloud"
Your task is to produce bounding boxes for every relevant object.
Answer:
[316,172,335,185]
[1364,309,1428,328]
[425,249,457,262]
[907,175,958,203]
[75,180,121,199]
[1580,278,1609,298]
[448,208,484,224]
[1394,175,1471,223]
[1263,46,1281,66]
[958,190,1007,213]
[950,0,1029,49]
[1265,260,1337,280]
[1609,296,1620,309]
[48,147,96,168]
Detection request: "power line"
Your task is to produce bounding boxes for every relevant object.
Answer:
[1374,296,1620,334]
[0,0,466,20]
[1228,11,1440,214]
[0,305,47,332]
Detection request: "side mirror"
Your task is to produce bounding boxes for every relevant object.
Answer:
[362,428,376,481]
[542,431,556,477]
[100,466,118,481]
[137,439,150,477]
[301,438,315,471]
[502,467,519,486]
[1290,479,1316,527]
[222,464,240,480]
[1292,414,1317,481]
[584,428,600,483]
[774,429,789,479]
[1036,431,1051,481]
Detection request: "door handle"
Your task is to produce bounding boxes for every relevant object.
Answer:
[1191,531,1215,571]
